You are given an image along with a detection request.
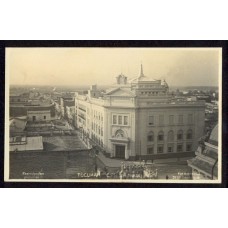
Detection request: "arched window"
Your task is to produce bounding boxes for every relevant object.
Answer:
[158,131,164,141]
[147,131,154,142]
[187,129,193,140]
[177,130,183,140]
[115,129,125,138]
[168,130,174,141]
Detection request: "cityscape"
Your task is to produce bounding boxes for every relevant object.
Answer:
[6,48,220,182]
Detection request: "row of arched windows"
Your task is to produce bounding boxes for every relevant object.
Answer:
[147,129,193,142]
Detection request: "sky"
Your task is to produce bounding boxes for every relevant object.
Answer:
[6,48,221,87]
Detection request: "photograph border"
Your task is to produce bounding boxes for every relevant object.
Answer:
[0,40,227,188]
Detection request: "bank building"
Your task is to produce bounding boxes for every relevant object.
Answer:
[75,65,205,161]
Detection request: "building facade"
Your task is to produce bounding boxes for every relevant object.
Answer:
[10,136,43,152]
[76,65,205,160]
[27,110,51,122]
[187,124,218,180]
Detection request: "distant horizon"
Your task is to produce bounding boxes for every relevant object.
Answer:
[10,84,219,89]
[6,48,221,87]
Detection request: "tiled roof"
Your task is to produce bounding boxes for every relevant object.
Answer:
[208,124,218,146]
[129,75,157,83]
[188,157,218,177]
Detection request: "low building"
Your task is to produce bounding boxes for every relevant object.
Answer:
[187,124,218,180]
[196,95,211,103]
[27,110,51,122]
[10,116,27,136]
[10,94,28,104]
[10,102,56,118]
[10,136,43,152]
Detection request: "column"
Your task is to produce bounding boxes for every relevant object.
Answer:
[110,144,115,158]
[125,144,129,160]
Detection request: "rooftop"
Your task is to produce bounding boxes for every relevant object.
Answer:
[188,157,218,178]
[208,124,218,146]
[129,64,158,83]
[10,136,43,151]
[10,117,27,132]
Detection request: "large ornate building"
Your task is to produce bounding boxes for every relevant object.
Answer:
[75,65,205,160]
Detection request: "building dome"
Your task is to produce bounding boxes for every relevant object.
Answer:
[208,124,218,146]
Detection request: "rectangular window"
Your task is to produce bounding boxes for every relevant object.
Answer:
[159,115,164,125]
[147,147,154,154]
[188,114,193,124]
[148,116,154,125]
[168,144,174,153]
[178,115,183,124]
[186,144,192,152]
[118,115,122,125]
[124,116,128,125]
[44,116,46,120]
[113,115,117,124]
[177,144,183,152]
[169,115,174,124]
[157,145,164,154]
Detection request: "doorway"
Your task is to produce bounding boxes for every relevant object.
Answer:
[115,145,125,159]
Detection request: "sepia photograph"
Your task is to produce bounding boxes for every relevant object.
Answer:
[4,47,222,183]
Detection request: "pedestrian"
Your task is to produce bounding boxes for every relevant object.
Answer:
[166,175,169,179]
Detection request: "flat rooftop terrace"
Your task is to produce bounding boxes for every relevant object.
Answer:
[43,135,87,151]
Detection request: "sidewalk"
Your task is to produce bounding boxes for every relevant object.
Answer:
[152,157,191,165]
[97,152,141,168]
[97,152,190,168]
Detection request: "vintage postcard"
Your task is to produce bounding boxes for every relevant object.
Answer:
[4,47,222,183]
